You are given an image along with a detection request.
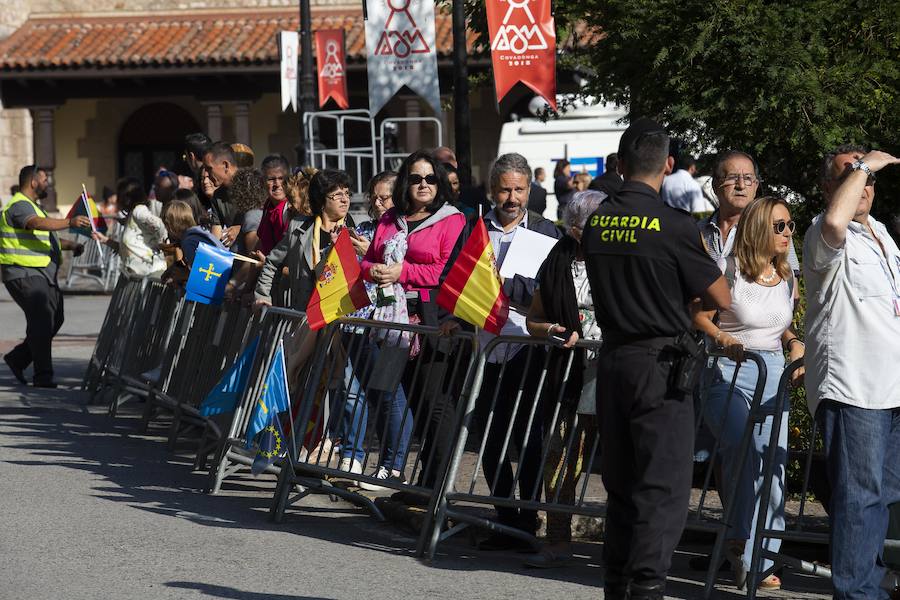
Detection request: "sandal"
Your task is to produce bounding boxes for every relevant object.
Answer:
[758,574,781,590]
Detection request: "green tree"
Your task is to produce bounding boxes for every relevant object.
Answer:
[474,0,900,225]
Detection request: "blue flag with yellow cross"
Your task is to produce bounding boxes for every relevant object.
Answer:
[186,242,234,305]
[245,341,291,459]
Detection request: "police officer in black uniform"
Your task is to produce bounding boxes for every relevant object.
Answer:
[582,118,731,600]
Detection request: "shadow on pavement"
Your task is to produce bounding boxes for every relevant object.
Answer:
[166,581,335,600]
[0,354,830,599]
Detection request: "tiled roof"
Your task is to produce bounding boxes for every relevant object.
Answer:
[0,7,486,71]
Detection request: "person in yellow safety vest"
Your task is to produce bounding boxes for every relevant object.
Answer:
[1,165,90,388]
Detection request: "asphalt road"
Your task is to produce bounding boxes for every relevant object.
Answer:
[0,289,832,600]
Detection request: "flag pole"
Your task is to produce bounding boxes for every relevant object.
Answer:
[81,183,104,258]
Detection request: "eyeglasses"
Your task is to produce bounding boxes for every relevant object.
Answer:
[326,190,351,201]
[721,174,759,187]
[373,194,393,204]
[408,173,439,186]
[773,220,796,235]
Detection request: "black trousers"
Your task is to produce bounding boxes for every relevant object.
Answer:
[597,341,693,592]
[474,354,545,531]
[4,276,65,384]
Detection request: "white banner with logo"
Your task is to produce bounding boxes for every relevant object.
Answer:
[364,0,441,116]
[279,31,299,112]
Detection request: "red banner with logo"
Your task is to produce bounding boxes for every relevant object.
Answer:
[315,29,349,110]
[486,0,557,110]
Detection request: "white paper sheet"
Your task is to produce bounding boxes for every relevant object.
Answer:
[498,227,559,280]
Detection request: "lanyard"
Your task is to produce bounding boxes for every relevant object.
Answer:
[860,225,900,298]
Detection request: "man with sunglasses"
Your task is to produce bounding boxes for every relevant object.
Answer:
[699,150,800,277]
[804,145,900,600]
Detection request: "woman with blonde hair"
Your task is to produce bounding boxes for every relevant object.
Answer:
[692,195,805,591]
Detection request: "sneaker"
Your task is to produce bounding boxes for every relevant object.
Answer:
[359,466,406,491]
[338,457,363,475]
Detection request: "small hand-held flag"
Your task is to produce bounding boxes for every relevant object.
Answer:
[437,219,509,334]
[306,228,371,330]
[66,184,107,236]
[199,336,260,417]
[186,243,234,305]
[245,341,291,474]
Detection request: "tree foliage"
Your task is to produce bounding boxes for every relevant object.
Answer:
[472,0,900,225]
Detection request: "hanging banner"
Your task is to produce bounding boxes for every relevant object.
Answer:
[486,0,557,110]
[364,0,441,116]
[315,29,349,110]
[279,31,299,112]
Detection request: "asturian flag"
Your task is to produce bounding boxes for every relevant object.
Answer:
[185,243,234,305]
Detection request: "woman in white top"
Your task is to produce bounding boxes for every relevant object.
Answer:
[94,177,167,277]
[693,196,805,590]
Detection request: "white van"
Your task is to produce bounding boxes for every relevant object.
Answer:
[497,98,629,218]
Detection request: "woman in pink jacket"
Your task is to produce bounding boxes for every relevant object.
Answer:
[359,150,466,496]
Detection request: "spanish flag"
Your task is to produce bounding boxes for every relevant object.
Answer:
[437,219,509,334]
[66,188,107,235]
[306,228,371,330]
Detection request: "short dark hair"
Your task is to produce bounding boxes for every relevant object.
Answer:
[205,141,236,165]
[116,176,147,214]
[393,150,453,216]
[308,169,353,216]
[365,170,397,220]
[534,167,546,178]
[713,150,760,183]
[677,154,696,171]
[18,165,45,190]
[154,170,179,204]
[553,159,570,178]
[820,143,869,186]
[620,132,670,178]
[230,168,268,213]
[605,153,618,173]
[184,133,212,158]
[260,154,290,174]
[173,188,206,226]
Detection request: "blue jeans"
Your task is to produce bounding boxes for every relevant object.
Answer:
[332,361,368,463]
[340,333,413,471]
[701,350,787,573]
[817,401,900,599]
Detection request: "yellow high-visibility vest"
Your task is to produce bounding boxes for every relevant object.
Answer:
[0,192,54,267]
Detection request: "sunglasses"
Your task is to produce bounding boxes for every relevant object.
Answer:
[773,220,796,235]
[408,173,439,186]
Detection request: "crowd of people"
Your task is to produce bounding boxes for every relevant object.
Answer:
[2,121,899,600]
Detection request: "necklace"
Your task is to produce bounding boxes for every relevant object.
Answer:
[758,265,777,284]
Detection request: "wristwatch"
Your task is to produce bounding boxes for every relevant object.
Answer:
[851,160,872,176]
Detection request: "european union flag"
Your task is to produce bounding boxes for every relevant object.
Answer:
[186,243,234,305]
[245,341,291,450]
[251,414,285,475]
[199,336,260,417]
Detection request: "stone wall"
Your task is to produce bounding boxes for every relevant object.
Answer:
[29,0,337,12]
[0,0,32,205]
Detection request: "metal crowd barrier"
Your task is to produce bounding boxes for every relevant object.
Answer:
[745,358,900,598]
[61,221,122,292]
[87,275,149,402]
[269,317,479,554]
[82,275,130,393]
[106,279,182,417]
[205,307,310,494]
[424,334,604,559]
